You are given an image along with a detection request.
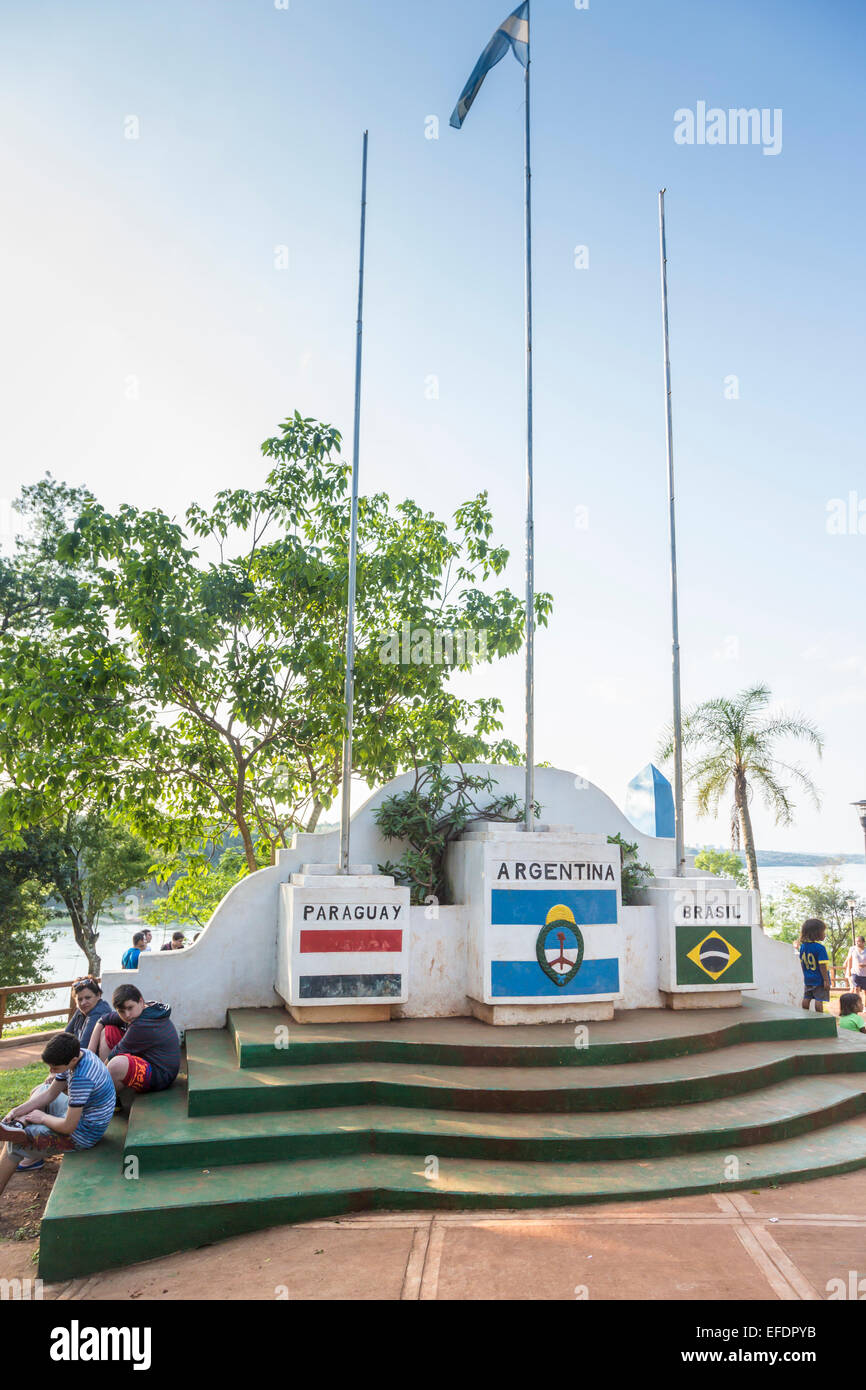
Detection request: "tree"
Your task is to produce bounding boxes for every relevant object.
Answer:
[606,834,654,905]
[376,764,533,905]
[146,847,257,929]
[764,871,866,976]
[10,414,550,877]
[660,685,823,894]
[0,476,142,845]
[693,849,748,888]
[0,861,52,986]
[12,814,152,976]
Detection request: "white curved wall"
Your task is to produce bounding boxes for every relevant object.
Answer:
[99,765,695,1034]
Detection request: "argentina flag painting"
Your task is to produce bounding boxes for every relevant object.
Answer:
[460,831,624,1005]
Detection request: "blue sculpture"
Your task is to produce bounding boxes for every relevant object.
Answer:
[626,764,675,839]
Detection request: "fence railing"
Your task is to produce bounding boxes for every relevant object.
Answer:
[0,979,96,1041]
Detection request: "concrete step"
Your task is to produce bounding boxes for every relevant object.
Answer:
[187,1026,866,1117]
[40,1112,866,1283]
[125,1071,866,1171]
[227,1000,838,1069]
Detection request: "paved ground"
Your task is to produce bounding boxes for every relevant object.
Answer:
[0,1038,56,1070]
[3,1165,865,1300]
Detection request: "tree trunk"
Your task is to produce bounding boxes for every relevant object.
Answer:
[236,817,258,874]
[306,798,323,833]
[234,771,259,874]
[62,890,101,976]
[734,771,762,924]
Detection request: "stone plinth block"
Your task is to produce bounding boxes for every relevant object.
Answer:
[449,826,623,1012]
[468,998,615,1026]
[277,867,410,1019]
[645,878,758,1004]
[660,989,743,1010]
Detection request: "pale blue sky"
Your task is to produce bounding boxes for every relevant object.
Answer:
[1,0,864,852]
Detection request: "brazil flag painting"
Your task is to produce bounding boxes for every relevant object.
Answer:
[674,925,754,988]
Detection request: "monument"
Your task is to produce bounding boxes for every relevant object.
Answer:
[38,765,864,1284]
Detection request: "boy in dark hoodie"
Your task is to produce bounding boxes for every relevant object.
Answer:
[87,984,180,1094]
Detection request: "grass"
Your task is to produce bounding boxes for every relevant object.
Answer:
[1,1020,64,1040]
[0,1061,47,1114]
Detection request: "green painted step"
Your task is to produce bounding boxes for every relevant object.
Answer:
[124,1071,866,1171]
[187,1027,866,1117]
[228,1000,838,1069]
[39,1113,866,1283]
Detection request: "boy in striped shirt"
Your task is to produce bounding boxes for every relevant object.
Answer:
[0,1033,116,1197]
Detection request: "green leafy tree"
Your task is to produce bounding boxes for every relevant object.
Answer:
[660,685,823,894]
[11,815,152,976]
[146,847,260,929]
[0,476,142,843]
[693,849,748,888]
[377,764,534,905]
[764,871,866,976]
[0,852,56,1023]
[0,867,52,985]
[607,834,654,905]
[10,414,549,877]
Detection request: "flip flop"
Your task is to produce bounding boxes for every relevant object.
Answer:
[15,1159,44,1172]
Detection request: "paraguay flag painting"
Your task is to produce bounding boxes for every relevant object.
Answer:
[488,883,620,1000]
[294,903,408,1001]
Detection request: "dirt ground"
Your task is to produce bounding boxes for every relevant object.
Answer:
[0,1157,59,1242]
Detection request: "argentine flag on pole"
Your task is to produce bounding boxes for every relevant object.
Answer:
[450,2,529,129]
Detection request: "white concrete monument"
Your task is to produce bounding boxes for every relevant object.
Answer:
[276,865,410,1022]
[645,876,760,1009]
[450,823,623,1024]
[101,765,801,1034]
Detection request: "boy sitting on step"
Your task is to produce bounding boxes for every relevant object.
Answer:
[837,992,866,1035]
[87,984,180,1095]
[0,1033,116,1198]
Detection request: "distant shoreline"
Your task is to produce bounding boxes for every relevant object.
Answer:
[689,850,862,868]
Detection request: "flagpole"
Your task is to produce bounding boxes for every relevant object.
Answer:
[523,2,535,831]
[658,188,686,876]
[339,131,368,875]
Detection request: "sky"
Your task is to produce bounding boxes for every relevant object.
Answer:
[1,0,864,854]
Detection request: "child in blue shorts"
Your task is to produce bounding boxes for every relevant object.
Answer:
[799,918,831,1012]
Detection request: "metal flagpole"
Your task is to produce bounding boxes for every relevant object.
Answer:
[658,188,686,877]
[339,131,369,875]
[523,2,535,831]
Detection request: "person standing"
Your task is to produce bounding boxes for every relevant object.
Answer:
[799,918,831,1013]
[843,936,866,1007]
[121,931,147,970]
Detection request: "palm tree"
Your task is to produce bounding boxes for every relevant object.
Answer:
[660,684,823,895]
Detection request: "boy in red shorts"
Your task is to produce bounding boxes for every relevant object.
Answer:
[87,984,180,1094]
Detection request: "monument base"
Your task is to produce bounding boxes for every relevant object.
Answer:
[288,1003,393,1024]
[468,997,615,1026]
[287,1006,391,1028]
[661,989,742,1010]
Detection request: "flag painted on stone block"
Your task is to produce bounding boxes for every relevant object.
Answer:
[489,886,619,998]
